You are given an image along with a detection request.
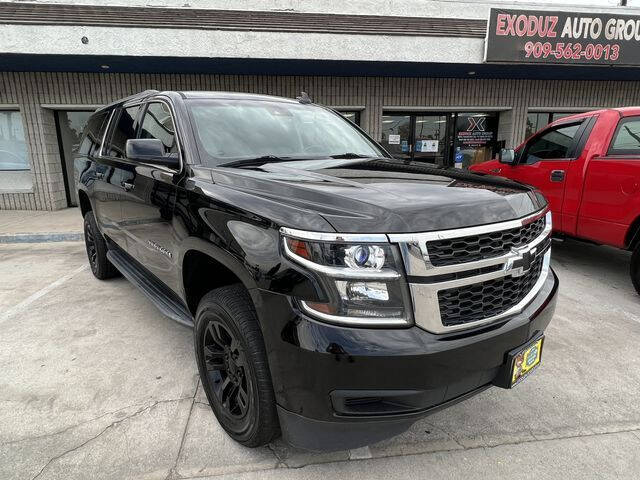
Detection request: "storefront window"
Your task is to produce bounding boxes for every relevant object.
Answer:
[381,111,499,167]
[453,113,498,169]
[0,110,28,170]
[526,112,579,139]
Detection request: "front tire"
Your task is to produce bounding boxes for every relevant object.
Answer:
[631,244,640,295]
[194,284,280,447]
[83,211,120,280]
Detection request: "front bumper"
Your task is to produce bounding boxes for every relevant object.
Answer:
[252,268,558,452]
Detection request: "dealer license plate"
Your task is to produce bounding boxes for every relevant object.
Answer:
[510,336,544,387]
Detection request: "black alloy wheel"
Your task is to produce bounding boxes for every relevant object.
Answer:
[203,320,252,421]
[194,285,280,447]
[84,218,98,273]
[83,211,120,280]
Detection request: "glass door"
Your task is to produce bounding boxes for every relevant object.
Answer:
[414,115,448,166]
[54,110,93,207]
[381,114,412,160]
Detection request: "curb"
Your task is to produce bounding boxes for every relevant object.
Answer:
[0,232,84,244]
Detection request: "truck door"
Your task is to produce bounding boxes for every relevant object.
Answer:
[504,120,588,232]
[578,115,640,248]
[93,105,141,250]
[120,100,181,294]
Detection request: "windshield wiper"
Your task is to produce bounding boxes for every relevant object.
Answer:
[219,155,295,168]
[329,153,372,159]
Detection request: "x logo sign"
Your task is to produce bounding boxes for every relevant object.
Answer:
[467,117,486,132]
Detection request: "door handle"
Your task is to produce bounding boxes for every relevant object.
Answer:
[95,171,104,180]
[490,168,502,174]
[550,170,565,182]
[121,181,134,191]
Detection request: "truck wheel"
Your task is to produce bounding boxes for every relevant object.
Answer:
[83,211,120,280]
[631,246,640,295]
[194,284,280,447]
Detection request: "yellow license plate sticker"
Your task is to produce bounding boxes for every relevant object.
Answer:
[511,337,543,386]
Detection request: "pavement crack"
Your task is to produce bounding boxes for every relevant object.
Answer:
[423,421,467,450]
[267,442,288,468]
[166,379,200,480]
[2,396,194,447]
[29,400,168,480]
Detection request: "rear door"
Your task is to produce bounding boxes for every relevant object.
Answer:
[120,100,181,293]
[577,115,640,247]
[502,120,589,232]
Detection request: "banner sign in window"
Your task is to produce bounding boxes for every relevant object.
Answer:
[485,8,640,65]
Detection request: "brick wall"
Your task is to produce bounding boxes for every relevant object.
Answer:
[2,72,640,210]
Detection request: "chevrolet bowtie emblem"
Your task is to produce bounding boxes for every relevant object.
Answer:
[505,246,537,278]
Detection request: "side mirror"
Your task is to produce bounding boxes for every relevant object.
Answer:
[499,148,516,165]
[125,139,179,168]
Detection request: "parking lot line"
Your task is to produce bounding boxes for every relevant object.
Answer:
[0,264,87,323]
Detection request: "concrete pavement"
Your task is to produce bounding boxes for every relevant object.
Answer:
[1,237,640,479]
[0,208,83,243]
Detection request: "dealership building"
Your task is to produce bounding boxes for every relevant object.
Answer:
[1,0,640,210]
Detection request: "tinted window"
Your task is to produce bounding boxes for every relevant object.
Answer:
[105,106,139,158]
[525,112,579,139]
[188,99,385,166]
[139,102,177,154]
[0,110,28,170]
[78,111,108,157]
[608,117,640,155]
[524,123,581,163]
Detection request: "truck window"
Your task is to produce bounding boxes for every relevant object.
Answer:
[139,102,177,154]
[104,105,140,158]
[78,111,108,157]
[523,122,582,164]
[608,117,640,155]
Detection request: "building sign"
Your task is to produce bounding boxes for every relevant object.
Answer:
[485,8,640,65]
[455,114,495,149]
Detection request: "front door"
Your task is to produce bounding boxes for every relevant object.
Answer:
[413,115,448,165]
[120,101,181,294]
[502,120,586,232]
[381,113,450,164]
[96,105,141,250]
[381,112,498,168]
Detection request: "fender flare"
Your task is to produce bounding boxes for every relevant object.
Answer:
[176,236,259,297]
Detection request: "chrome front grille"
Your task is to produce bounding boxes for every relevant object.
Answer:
[438,252,544,326]
[388,210,552,334]
[426,217,546,267]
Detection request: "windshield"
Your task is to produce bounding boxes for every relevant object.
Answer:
[187,99,387,166]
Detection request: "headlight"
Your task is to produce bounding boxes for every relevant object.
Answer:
[281,229,412,327]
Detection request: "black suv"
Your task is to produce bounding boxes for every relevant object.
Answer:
[75,90,558,451]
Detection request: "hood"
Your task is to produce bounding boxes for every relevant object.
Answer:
[200,158,546,233]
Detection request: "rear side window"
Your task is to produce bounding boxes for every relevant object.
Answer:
[139,102,177,154]
[523,122,582,164]
[608,117,640,155]
[78,111,108,157]
[104,106,140,158]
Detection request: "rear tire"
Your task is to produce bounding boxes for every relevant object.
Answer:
[194,284,280,447]
[631,245,640,295]
[83,211,120,280]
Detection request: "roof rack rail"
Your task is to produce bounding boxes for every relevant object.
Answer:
[98,89,160,111]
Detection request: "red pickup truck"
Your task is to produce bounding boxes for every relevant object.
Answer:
[470,108,640,294]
